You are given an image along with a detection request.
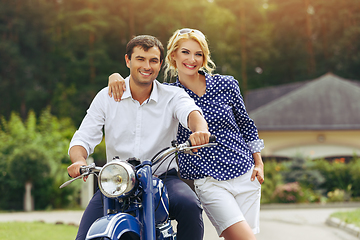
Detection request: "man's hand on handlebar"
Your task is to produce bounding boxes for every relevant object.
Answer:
[68,146,90,181]
[67,161,89,182]
[189,131,211,152]
[67,161,86,177]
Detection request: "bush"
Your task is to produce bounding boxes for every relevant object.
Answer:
[312,158,353,198]
[349,157,360,197]
[261,156,360,203]
[261,160,284,203]
[327,188,350,202]
[271,182,304,203]
[282,157,325,192]
[0,108,80,210]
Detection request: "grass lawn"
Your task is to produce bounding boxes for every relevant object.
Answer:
[331,208,360,227]
[0,221,78,240]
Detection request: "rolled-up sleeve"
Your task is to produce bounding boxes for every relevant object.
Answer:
[247,139,265,153]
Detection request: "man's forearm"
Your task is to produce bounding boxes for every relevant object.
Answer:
[68,145,88,178]
[187,110,210,149]
[69,145,88,164]
[188,110,208,133]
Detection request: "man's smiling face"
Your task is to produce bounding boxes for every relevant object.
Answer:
[126,46,162,87]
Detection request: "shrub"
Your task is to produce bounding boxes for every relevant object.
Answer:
[0,108,79,210]
[312,158,352,196]
[262,156,360,204]
[261,160,284,203]
[271,182,304,203]
[349,157,360,197]
[327,189,349,202]
[282,157,325,192]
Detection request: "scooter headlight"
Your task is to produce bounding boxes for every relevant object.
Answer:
[98,160,136,198]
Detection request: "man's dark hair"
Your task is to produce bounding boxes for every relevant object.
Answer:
[126,35,164,63]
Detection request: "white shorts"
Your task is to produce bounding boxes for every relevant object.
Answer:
[194,167,261,236]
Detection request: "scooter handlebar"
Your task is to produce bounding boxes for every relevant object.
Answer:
[186,135,216,147]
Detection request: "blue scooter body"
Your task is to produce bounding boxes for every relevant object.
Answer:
[85,161,176,240]
[86,213,141,240]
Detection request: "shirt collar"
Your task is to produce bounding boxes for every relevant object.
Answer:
[123,76,159,103]
[149,80,159,102]
[121,77,132,100]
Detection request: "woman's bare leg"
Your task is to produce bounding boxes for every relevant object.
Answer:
[220,220,256,240]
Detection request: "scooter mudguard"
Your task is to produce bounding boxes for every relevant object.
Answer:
[86,213,141,240]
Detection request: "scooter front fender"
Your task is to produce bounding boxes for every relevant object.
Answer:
[86,213,141,240]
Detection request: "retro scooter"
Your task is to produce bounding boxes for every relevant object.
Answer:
[60,136,216,240]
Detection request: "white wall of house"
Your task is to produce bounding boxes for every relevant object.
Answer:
[259,130,360,159]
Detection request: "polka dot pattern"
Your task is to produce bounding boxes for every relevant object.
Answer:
[171,72,264,181]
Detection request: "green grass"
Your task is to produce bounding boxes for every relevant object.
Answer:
[331,208,360,227]
[0,221,78,240]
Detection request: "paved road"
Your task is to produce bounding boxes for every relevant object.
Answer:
[1,205,359,240]
[256,207,360,240]
[204,204,360,240]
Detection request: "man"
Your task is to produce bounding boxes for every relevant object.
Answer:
[67,35,210,240]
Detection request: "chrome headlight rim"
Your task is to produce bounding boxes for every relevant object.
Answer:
[98,160,136,198]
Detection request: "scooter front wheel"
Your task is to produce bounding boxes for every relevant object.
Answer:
[119,232,140,240]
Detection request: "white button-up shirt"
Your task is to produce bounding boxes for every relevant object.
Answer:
[69,77,202,176]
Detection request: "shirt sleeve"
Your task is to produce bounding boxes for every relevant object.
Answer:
[68,88,107,156]
[229,77,264,153]
[247,139,265,153]
[171,88,203,130]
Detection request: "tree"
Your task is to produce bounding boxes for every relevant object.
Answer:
[0,108,80,210]
[1,0,360,125]
[8,145,50,211]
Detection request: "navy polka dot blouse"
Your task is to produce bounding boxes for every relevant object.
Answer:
[171,71,264,181]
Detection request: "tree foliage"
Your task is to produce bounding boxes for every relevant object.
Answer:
[1,0,359,124]
[0,108,79,210]
[1,0,360,209]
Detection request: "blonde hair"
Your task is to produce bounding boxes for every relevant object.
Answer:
[164,29,216,82]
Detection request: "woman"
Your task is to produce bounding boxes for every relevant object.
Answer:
[108,29,264,240]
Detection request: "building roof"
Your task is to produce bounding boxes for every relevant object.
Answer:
[245,73,360,130]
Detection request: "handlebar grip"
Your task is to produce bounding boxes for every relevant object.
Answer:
[79,165,86,175]
[186,135,216,147]
[68,165,86,178]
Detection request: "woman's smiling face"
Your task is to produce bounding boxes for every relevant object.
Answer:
[172,39,204,77]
